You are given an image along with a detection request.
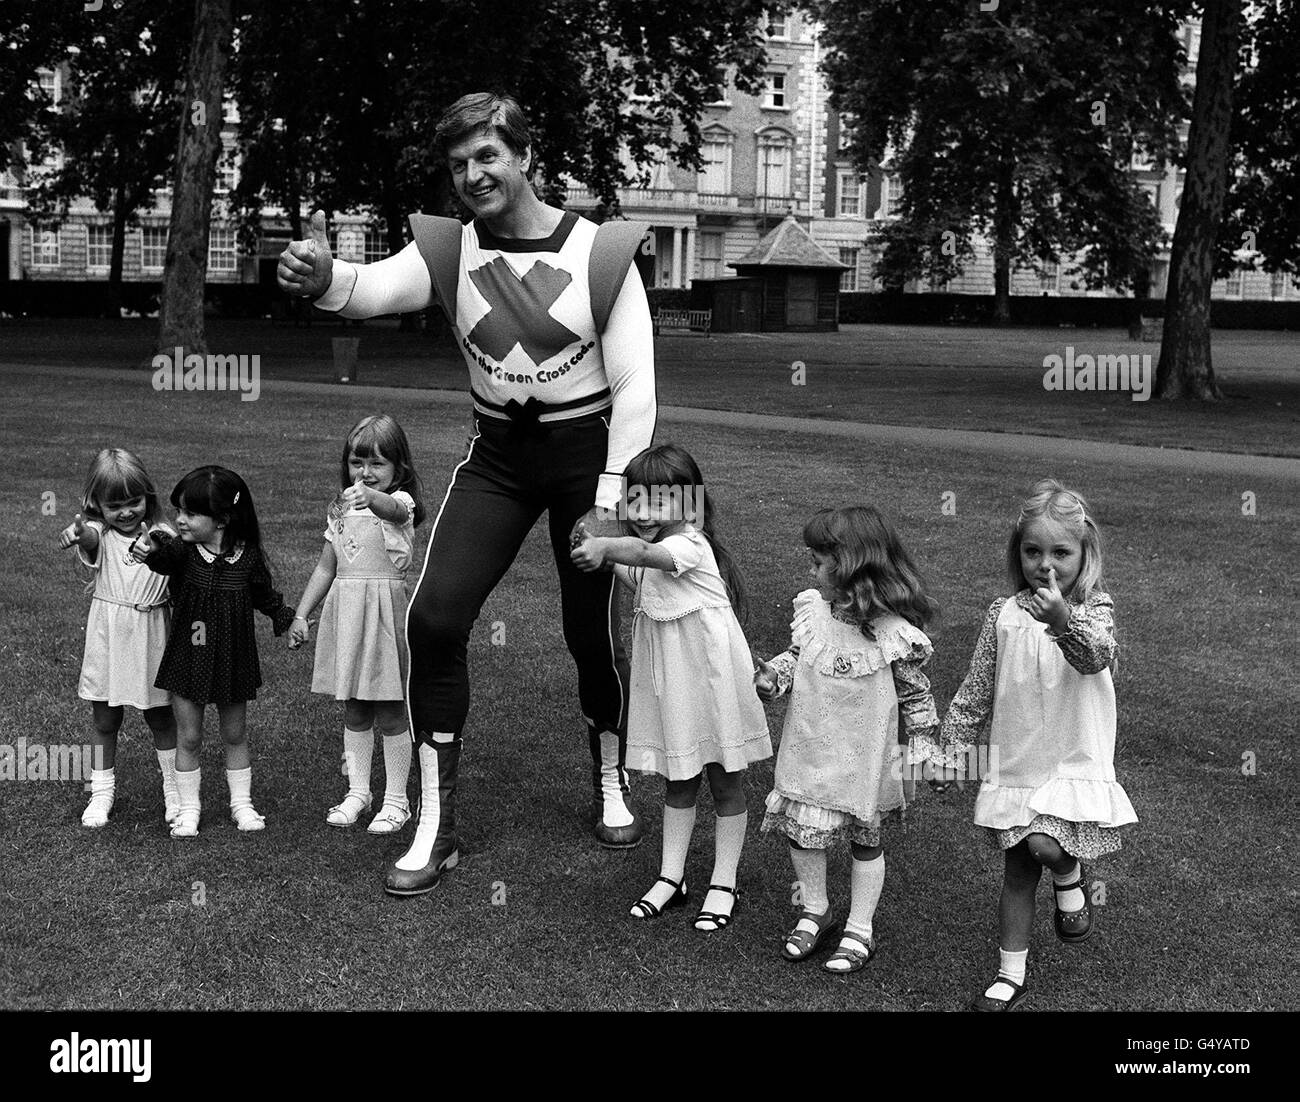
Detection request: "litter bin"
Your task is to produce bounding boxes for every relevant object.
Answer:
[332,336,360,383]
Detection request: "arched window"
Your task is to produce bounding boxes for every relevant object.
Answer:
[757,128,794,200]
[699,126,734,195]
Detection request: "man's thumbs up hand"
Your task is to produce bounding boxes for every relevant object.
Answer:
[277,208,334,299]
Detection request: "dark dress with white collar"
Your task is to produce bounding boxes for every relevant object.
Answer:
[144,535,294,705]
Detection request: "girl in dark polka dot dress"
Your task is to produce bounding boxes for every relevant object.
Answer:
[132,466,294,837]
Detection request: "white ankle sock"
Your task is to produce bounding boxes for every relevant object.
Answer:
[81,767,116,827]
[844,851,885,942]
[1053,860,1085,912]
[171,768,201,837]
[341,726,374,802]
[984,947,1028,1000]
[156,749,180,818]
[395,741,446,871]
[596,730,634,828]
[381,732,412,806]
[226,766,265,830]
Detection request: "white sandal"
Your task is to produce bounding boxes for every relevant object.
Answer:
[326,792,371,827]
[366,799,411,835]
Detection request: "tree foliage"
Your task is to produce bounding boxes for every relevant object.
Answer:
[812,0,1189,319]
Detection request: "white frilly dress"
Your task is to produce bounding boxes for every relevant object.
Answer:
[761,589,938,849]
[622,526,772,780]
[76,521,173,710]
[310,490,415,701]
[915,590,1138,858]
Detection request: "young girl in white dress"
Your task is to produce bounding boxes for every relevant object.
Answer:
[571,444,771,932]
[290,415,425,833]
[755,506,939,973]
[58,448,179,828]
[915,479,1137,1011]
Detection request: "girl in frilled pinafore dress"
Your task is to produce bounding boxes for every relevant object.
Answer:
[571,444,771,933]
[914,479,1137,1012]
[755,506,940,974]
[290,415,426,834]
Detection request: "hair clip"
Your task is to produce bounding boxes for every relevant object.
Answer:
[232,492,241,505]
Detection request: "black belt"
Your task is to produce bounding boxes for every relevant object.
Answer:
[471,387,611,436]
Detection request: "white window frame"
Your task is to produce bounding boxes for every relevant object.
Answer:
[757,135,793,199]
[837,170,863,217]
[1224,268,1244,299]
[35,68,61,107]
[705,67,731,106]
[839,248,860,291]
[698,134,733,195]
[762,72,788,110]
[87,224,113,272]
[30,224,61,268]
[1038,260,1060,293]
[1269,271,1287,300]
[364,229,389,264]
[878,173,903,218]
[207,226,237,273]
[141,226,168,272]
[766,11,789,39]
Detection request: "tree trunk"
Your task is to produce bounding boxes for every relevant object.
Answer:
[1155,0,1242,400]
[108,178,127,316]
[157,0,234,356]
[992,161,1015,325]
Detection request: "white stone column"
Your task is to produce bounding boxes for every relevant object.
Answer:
[684,227,696,288]
[671,226,683,288]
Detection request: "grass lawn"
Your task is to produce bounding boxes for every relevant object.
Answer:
[1,316,1297,457]
[0,357,1294,1012]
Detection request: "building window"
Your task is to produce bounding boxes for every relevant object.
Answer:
[207,227,237,272]
[699,232,725,279]
[766,11,788,38]
[699,138,732,195]
[364,229,388,264]
[839,248,860,291]
[1038,260,1060,293]
[141,226,168,271]
[706,68,729,105]
[837,170,863,217]
[758,137,792,199]
[1224,268,1244,298]
[215,145,237,194]
[88,225,113,271]
[36,68,60,106]
[879,173,903,218]
[30,224,60,268]
[763,73,787,109]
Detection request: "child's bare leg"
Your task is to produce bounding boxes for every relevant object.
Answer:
[630,773,701,917]
[169,695,204,836]
[981,839,1040,1003]
[81,702,123,827]
[1027,831,1088,930]
[143,704,179,823]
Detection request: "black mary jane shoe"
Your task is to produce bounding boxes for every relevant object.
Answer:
[693,884,739,932]
[970,978,1031,1012]
[629,875,688,919]
[1053,866,1094,944]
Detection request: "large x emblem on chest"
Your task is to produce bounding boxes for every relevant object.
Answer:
[467,256,580,365]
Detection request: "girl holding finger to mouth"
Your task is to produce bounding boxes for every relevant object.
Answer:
[918,479,1137,1011]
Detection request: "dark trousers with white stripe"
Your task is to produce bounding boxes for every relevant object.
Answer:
[404,411,629,766]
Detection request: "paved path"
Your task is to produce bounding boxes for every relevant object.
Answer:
[4,360,1297,480]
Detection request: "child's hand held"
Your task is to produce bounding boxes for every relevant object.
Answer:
[58,513,86,549]
[753,658,778,699]
[569,537,605,572]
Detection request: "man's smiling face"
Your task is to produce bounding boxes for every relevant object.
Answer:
[447,129,531,222]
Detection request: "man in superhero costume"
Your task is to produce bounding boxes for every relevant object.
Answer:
[278,92,655,894]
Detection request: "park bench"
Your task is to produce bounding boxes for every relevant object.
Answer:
[654,308,712,337]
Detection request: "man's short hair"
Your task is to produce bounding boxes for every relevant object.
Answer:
[435,93,533,167]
